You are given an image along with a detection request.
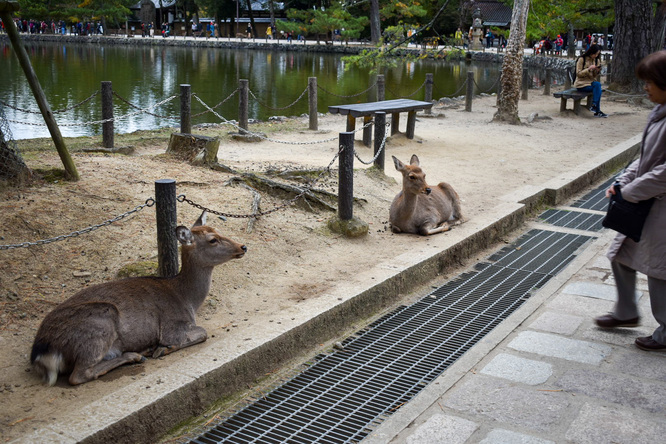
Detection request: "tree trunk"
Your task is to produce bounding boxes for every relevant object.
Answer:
[613,0,653,92]
[493,0,530,124]
[652,1,666,52]
[245,0,256,37]
[567,22,575,57]
[370,0,380,43]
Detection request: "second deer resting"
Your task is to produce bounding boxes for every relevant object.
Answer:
[30,212,246,386]
[389,154,464,235]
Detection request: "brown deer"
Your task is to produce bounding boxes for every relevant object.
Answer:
[389,155,464,235]
[30,212,246,386]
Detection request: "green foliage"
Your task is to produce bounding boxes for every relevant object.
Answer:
[277,1,368,42]
[17,0,135,23]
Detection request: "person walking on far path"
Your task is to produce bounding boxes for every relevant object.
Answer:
[595,50,666,351]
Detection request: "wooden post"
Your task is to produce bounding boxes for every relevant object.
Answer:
[238,79,249,134]
[155,179,179,278]
[425,73,433,114]
[180,84,191,134]
[374,112,386,171]
[338,132,354,221]
[362,115,372,147]
[521,68,529,100]
[308,77,318,130]
[1,2,79,181]
[465,71,474,112]
[377,74,385,101]
[543,68,552,96]
[101,81,114,148]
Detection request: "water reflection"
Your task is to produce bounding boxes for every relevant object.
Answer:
[2,41,507,140]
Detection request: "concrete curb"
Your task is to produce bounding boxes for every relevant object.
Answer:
[15,136,640,444]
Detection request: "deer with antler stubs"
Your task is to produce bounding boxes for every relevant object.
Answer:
[30,211,246,386]
[389,155,464,236]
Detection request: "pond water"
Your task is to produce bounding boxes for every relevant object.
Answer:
[1,41,507,140]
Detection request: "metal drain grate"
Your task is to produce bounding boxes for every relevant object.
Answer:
[539,209,605,232]
[571,177,616,211]
[191,230,592,444]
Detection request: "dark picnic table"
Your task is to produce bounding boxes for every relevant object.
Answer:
[328,99,433,146]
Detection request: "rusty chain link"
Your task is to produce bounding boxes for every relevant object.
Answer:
[249,86,308,111]
[317,82,377,98]
[0,90,100,115]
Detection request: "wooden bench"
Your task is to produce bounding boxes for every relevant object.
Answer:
[553,88,594,115]
[328,99,433,146]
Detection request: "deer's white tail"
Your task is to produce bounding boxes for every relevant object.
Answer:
[32,348,66,386]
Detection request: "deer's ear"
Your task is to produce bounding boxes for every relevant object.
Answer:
[392,156,405,172]
[176,226,194,245]
[410,154,420,166]
[193,211,207,228]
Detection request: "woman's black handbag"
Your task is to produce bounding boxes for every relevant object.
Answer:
[602,184,654,242]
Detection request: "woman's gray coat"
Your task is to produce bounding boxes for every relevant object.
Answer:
[607,104,666,279]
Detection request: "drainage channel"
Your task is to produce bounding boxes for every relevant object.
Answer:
[189,182,611,444]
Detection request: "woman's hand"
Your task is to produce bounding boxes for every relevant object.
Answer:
[605,184,617,198]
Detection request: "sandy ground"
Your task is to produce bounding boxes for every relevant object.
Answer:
[0,90,651,442]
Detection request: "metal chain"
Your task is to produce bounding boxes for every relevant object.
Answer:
[353,123,390,165]
[112,92,178,119]
[386,80,426,99]
[317,82,377,98]
[191,89,239,117]
[0,199,155,250]
[432,77,468,98]
[0,90,99,115]
[248,86,308,111]
[192,94,345,144]
[472,75,501,94]
[178,147,343,219]
[57,95,179,127]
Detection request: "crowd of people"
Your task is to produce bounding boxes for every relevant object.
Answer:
[2,18,104,36]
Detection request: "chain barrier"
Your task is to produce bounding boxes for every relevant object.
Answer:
[248,86,308,111]
[192,89,239,117]
[0,199,155,250]
[8,95,179,127]
[0,91,100,115]
[353,122,390,165]
[178,146,343,219]
[192,94,346,145]
[112,92,178,119]
[432,77,469,99]
[385,80,426,99]
[604,90,647,98]
[317,82,377,98]
[472,75,502,94]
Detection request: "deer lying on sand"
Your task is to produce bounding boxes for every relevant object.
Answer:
[389,155,464,236]
[30,212,246,386]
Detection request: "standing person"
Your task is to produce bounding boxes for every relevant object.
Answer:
[454,27,462,47]
[555,34,563,55]
[266,25,272,40]
[595,50,666,351]
[574,44,607,117]
[247,23,252,39]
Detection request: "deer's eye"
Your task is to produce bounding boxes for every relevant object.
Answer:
[409,175,416,180]
[209,238,218,244]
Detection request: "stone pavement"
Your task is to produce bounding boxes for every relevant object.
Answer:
[365,228,666,444]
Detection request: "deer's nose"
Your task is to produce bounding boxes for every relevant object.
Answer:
[425,188,432,195]
[241,245,248,252]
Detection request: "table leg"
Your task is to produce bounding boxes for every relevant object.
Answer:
[406,111,416,139]
[391,112,400,135]
[363,115,372,147]
[346,114,356,132]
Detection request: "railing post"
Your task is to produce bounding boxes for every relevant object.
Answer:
[465,71,474,112]
[374,112,386,171]
[101,81,114,148]
[521,68,529,100]
[180,84,191,134]
[155,179,179,278]
[338,132,354,221]
[308,77,318,130]
[239,79,249,134]
[543,68,552,96]
[425,73,433,114]
[377,74,385,101]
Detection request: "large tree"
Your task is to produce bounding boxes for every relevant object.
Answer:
[612,0,654,92]
[494,0,530,124]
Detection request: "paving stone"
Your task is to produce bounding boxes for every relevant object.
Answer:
[480,353,552,385]
[508,331,611,365]
[480,429,556,444]
[566,403,666,444]
[591,256,611,270]
[405,414,477,444]
[609,349,666,382]
[562,281,642,302]
[443,376,571,433]
[547,293,612,318]
[555,369,666,413]
[529,311,582,335]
